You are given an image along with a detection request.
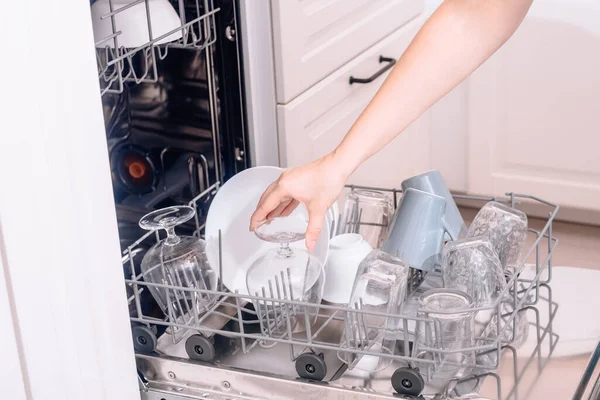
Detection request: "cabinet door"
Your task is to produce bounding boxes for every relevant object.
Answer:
[270,0,423,103]
[467,1,600,211]
[277,16,430,189]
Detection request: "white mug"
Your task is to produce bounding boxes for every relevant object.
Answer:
[323,234,372,304]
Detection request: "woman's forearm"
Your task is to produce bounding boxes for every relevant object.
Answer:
[331,0,533,175]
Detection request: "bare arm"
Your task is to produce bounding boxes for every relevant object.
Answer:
[251,0,533,251]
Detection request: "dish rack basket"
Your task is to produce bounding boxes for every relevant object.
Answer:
[123,182,560,400]
[94,0,219,96]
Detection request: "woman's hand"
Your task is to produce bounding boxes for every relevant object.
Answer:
[250,0,532,252]
[249,152,352,252]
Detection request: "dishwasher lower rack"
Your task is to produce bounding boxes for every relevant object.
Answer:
[123,182,560,399]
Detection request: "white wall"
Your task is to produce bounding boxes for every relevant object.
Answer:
[0,1,140,399]
[0,243,27,399]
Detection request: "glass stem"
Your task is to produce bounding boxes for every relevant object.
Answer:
[277,242,294,258]
[164,227,180,246]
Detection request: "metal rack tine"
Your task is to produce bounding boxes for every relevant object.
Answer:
[279,271,294,337]
[260,286,273,338]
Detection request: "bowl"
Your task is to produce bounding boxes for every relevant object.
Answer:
[91,0,183,48]
[323,234,372,304]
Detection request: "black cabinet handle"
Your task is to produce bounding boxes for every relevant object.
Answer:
[349,56,396,85]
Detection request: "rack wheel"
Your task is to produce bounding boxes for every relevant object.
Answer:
[295,353,327,381]
[391,367,424,396]
[185,334,215,362]
[131,325,157,353]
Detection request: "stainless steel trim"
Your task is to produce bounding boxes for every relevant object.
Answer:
[573,340,600,400]
[136,354,413,400]
[238,0,280,167]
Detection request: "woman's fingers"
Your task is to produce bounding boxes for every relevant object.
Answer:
[305,206,327,253]
[266,199,294,220]
[249,184,287,231]
[280,199,300,217]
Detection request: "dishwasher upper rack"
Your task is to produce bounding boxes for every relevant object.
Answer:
[94,0,219,96]
[122,181,559,396]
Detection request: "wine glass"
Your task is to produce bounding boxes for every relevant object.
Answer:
[139,206,218,343]
[246,216,325,338]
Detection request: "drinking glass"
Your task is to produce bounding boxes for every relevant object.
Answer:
[139,206,218,343]
[413,289,475,390]
[338,249,409,372]
[337,189,394,249]
[246,216,325,338]
[441,237,505,307]
[467,202,528,272]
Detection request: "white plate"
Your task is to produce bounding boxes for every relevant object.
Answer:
[205,166,330,295]
[517,265,600,357]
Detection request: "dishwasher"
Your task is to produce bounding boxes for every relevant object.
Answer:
[90,1,561,399]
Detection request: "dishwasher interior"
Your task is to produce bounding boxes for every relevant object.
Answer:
[92,1,561,399]
[124,184,560,400]
[94,0,247,251]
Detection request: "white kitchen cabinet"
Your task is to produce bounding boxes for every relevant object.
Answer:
[270,0,424,103]
[277,16,431,188]
[466,0,600,211]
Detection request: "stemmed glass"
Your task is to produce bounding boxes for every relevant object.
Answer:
[246,216,325,338]
[139,206,218,343]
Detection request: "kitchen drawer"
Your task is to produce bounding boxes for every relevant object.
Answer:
[270,0,424,104]
[277,16,431,188]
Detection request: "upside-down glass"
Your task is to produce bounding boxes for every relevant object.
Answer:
[338,250,409,372]
[441,237,505,307]
[413,289,476,390]
[337,189,394,249]
[139,206,218,343]
[467,201,528,272]
[246,216,325,338]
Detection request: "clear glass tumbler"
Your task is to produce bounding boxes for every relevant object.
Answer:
[413,289,476,390]
[337,189,394,249]
[441,237,505,307]
[467,201,528,272]
[338,249,409,372]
